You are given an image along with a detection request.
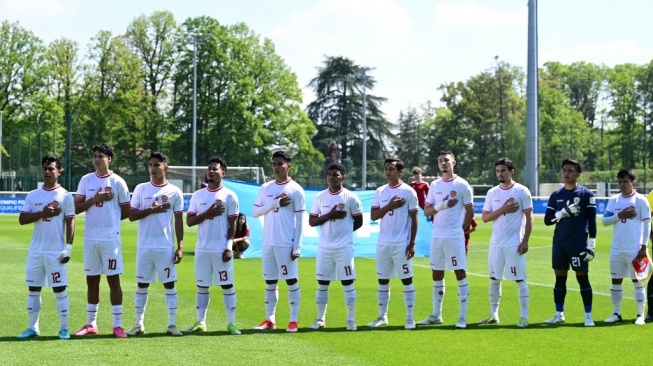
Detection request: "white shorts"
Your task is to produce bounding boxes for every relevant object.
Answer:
[610,251,638,279]
[376,244,413,279]
[429,236,467,271]
[316,247,356,281]
[194,251,234,286]
[262,245,298,280]
[25,252,68,287]
[135,247,177,284]
[83,239,123,276]
[488,245,526,281]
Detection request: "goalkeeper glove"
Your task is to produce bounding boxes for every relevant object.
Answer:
[580,238,596,262]
[554,200,580,221]
[57,244,73,262]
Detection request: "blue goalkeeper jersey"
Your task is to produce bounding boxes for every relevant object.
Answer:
[544,184,597,244]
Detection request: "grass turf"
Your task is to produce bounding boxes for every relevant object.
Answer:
[0,214,648,365]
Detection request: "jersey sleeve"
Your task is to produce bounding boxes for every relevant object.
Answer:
[253,183,267,208]
[482,189,493,213]
[371,188,381,209]
[76,176,86,197]
[293,186,306,212]
[228,192,239,217]
[424,182,435,207]
[187,191,199,215]
[351,194,363,216]
[521,186,533,211]
[640,195,651,221]
[173,189,183,213]
[130,185,142,210]
[407,187,418,211]
[309,192,321,216]
[117,178,130,204]
[63,192,75,217]
[461,182,473,205]
[604,195,615,214]
[21,193,33,213]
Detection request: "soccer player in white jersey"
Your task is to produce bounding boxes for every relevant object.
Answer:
[308,163,363,331]
[72,143,131,338]
[367,158,419,330]
[478,158,533,328]
[417,150,474,329]
[17,156,75,340]
[252,150,305,332]
[126,152,185,337]
[602,169,651,325]
[183,156,242,335]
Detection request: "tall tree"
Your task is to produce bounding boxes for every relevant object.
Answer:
[395,106,422,169]
[307,56,394,184]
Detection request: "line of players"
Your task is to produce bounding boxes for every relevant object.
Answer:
[15,145,653,339]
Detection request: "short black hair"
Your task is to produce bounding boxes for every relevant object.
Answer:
[617,169,636,181]
[384,157,405,171]
[42,155,63,170]
[561,158,581,173]
[272,150,292,162]
[327,163,346,175]
[92,143,115,159]
[149,152,169,164]
[438,150,455,160]
[495,157,515,171]
[208,156,227,171]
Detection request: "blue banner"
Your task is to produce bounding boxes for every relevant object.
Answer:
[0,197,25,213]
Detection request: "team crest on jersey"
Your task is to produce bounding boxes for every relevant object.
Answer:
[507,197,515,204]
[216,199,223,206]
[574,197,580,205]
[337,203,345,210]
[626,205,636,212]
[589,197,595,205]
[104,187,112,193]
[161,195,169,203]
[450,191,457,198]
[51,200,59,208]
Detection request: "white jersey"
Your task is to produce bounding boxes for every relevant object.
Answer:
[188,185,239,252]
[310,187,363,249]
[425,175,473,238]
[482,182,533,247]
[254,178,305,247]
[21,185,75,253]
[76,171,130,240]
[130,181,184,249]
[605,191,651,254]
[372,182,419,246]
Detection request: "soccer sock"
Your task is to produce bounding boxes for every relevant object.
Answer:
[86,303,99,327]
[432,280,445,316]
[288,283,301,323]
[403,284,415,320]
[610,284,623,315]
[55,291,69,331]
[27,291,41,330]
[489,279,501,316]
[316,284,329,321]
[516,280,530,319]
[377,284,390,318]
[457,278,470,319]
[196,287,210,324]
[553,275,567,313]
[343,284,356,322]
[134,288,148,326]
[222,287,237,325]
[265,283,278,323]
[165,288,178,326]
[634,283,646,316]
[576,275,593,313]
[111,305,123,328]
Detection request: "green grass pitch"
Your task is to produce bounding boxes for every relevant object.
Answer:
[0,214,648,365]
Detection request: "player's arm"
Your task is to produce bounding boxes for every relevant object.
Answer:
[19,203,61,225]
[405,209,418,259]
[120,202,131,220]
[461,204,474,231]
[482,200,519,223]
[518,209,533,255]
[222,214,238,262]
[353,214,363,231]
[291,211,304,259]
[309,205,346,227]
[129,201,169,221]
[173,211,184,263]
[252,192,286,218]
[57,216,75,264]
[370,196,404,221]
[543,195,558,226]
[601,210,619,226]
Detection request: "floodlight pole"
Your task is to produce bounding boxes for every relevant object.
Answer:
[192,35,198,190]
[525,0,539,196]
[362,69,367,190]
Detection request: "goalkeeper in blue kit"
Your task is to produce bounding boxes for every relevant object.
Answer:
[543,159,597,326]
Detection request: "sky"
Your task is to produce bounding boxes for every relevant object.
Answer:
[2,0,652,122]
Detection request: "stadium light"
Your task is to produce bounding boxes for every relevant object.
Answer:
[188,33,209,190]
